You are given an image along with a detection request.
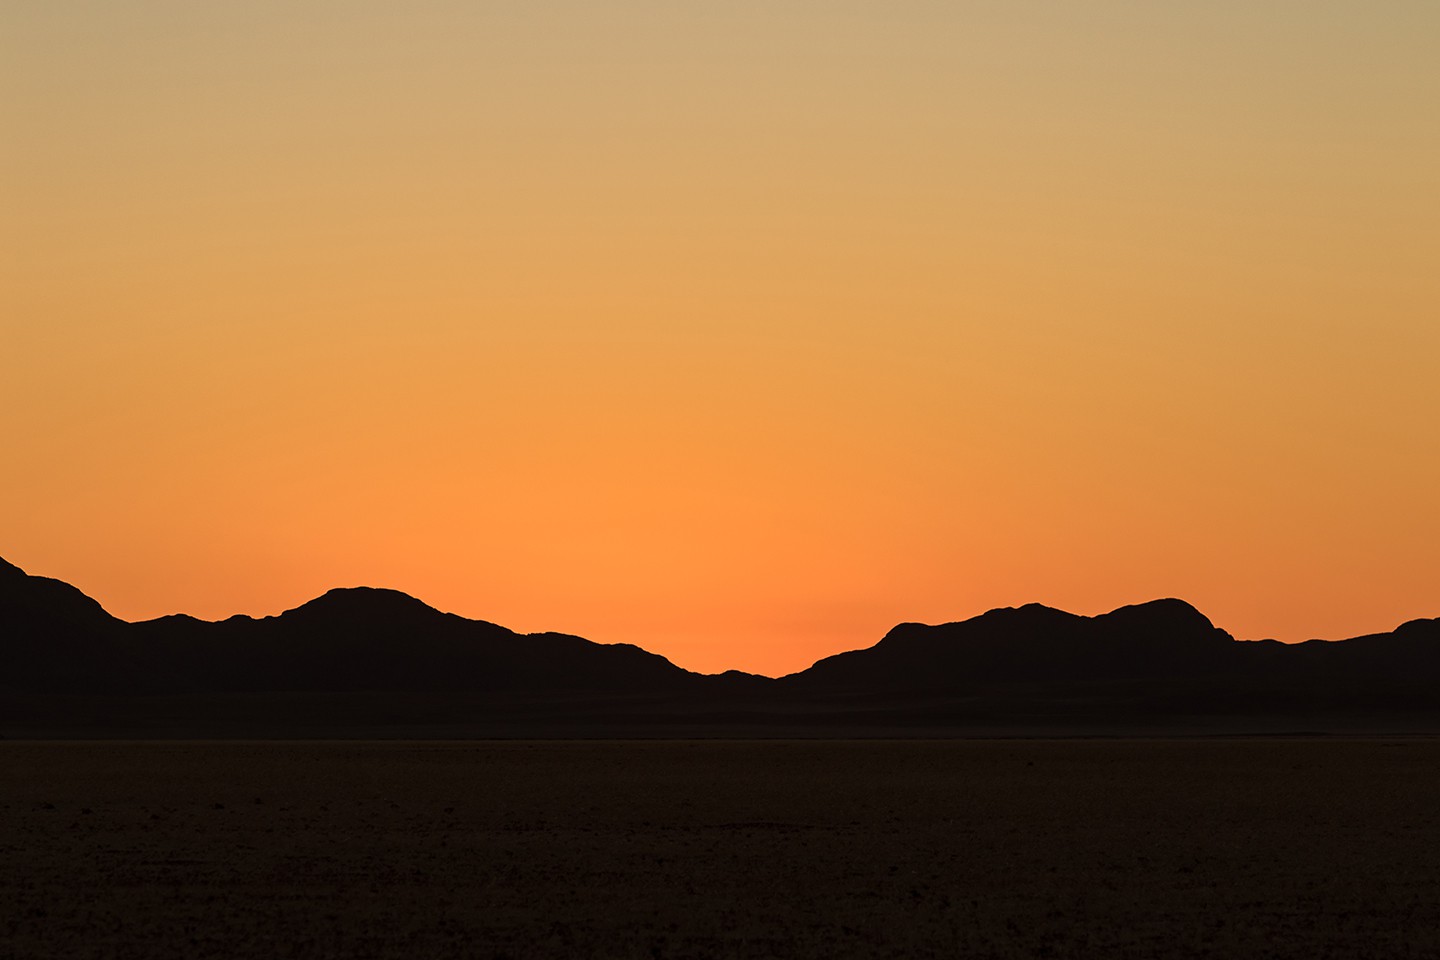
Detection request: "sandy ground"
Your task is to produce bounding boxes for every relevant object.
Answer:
[3,739,1438,959]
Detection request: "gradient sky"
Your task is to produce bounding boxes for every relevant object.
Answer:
[4,1,1437,676]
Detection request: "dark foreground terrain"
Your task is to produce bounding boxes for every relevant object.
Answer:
[3,740,1439,959]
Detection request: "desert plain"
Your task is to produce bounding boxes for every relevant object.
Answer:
[3,739,1438,959]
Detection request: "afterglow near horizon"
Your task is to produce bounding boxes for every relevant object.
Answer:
[3,1,1437,676]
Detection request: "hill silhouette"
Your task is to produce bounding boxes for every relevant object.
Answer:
[2,555,1437,736]
[133,586,708,695]
[787,599,1237,689]
[1,558,747,697]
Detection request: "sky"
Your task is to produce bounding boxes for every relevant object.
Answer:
[3,1,1437,676]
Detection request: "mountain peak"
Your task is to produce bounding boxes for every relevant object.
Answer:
[1394,617,1440,637]
[1113,597,1208,618]
[283,586,447,622]
[983,602,1076,621]
[1097,598,1224,635]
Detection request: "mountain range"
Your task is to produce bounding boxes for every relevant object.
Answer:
[3,555,1437,736]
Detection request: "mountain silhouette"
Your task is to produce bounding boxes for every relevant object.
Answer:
[2,555,1437,735]
[2,559,738,697]
[131,585,704,695]
[779,599,1440,730]
[787,599,1237,690]
[0,556,146,694]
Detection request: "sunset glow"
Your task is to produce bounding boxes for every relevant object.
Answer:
[4,1,1437,675]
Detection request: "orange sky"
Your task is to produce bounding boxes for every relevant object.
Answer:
[3,2,1438,676]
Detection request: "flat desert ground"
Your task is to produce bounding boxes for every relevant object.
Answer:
[3,740,1438,959]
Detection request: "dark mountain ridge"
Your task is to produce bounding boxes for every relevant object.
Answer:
[2,559,735,698]
[3,555,1437,735]
[786,599,1239,690]
[133,585,698,695]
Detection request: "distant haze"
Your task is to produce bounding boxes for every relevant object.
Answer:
[3,1,1437,676]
